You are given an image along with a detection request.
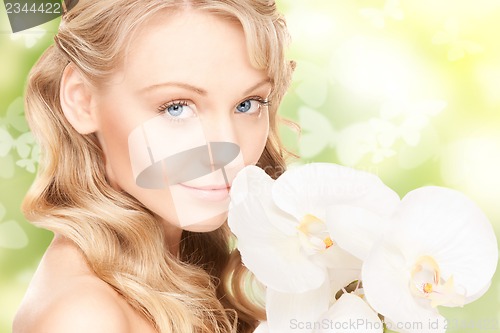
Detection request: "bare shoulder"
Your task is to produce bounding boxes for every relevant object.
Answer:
[13,236,133,333]
[16,280,131,333]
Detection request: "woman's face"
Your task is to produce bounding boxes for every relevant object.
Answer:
[92,10,271,233]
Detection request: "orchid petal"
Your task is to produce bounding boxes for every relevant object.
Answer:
[273,163,399,222]
[314,293,383,333]
[317,245,363,270]
[363,241,447,333]
[230,165,296,235]
[267,280,330,333]
[391,186,498,299]
[326,204,392,261]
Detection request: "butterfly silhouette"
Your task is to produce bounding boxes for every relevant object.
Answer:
[16,143,39,174]
[298,106,337,159]
[0,129,35,158]
[336,121,397,166]
[360,0,404,29]
[432,19,484,61]
[0,97,28,133]
[379,99,447,146]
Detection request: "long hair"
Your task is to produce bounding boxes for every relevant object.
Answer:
[23,0,294,332]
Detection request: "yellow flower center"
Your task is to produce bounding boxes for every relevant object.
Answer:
[410,255,465,307]
[324,237,334,248]
[297,214,334,253]
[423,283,433,293]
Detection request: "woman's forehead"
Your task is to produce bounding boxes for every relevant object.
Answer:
[114,9,269,95]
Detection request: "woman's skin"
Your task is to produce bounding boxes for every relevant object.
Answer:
[14,9,271,333]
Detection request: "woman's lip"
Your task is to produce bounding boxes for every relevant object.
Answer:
[179,183,231,191]
[178,183,231,201]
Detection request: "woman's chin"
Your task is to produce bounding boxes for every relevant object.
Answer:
[180,212,228,233]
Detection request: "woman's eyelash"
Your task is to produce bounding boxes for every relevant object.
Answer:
[250,97,271,107]
[157,100,189,113]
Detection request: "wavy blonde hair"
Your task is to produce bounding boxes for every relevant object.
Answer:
[23,0,294,332]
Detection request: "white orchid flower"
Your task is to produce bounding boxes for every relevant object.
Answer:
[343,186,498,333]
[228,163,400,294]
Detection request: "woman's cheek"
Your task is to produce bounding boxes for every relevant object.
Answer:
[239,112,270,166]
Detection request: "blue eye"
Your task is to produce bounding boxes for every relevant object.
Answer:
[236,98,269,114]
[158,100,196,119]
[237,100,253,113]
[167,104,184,117]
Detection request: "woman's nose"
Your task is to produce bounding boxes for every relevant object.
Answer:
[200,114,244,171]
[201,113,238,145]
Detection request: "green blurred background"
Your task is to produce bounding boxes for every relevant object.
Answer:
[1,1,499,332]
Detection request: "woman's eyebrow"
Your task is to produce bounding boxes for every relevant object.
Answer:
[138,82,207,95]
[137,79,271,96]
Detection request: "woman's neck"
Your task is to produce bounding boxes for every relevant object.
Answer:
[161,219,183,258]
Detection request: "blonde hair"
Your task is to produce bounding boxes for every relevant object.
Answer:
[23,0,294,332]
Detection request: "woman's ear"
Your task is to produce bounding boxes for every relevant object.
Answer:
[60,63,98,134]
